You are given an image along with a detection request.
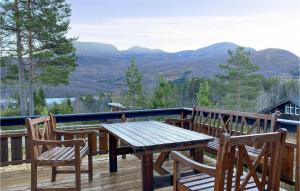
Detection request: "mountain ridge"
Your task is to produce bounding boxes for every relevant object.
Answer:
[67,41,300,94]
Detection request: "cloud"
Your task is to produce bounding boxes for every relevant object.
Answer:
[69,15,300,55]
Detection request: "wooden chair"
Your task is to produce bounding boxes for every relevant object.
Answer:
[26,113,96,191]
[166,106,277,157]
[171,129,287,191]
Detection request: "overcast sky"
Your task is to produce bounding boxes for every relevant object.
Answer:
[68,0,300,56]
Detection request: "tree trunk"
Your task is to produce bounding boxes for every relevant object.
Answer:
[237,79,241,111]
[27,0,34,115]
[14,0,27,116]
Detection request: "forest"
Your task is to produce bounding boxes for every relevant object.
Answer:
[1,47,299,117]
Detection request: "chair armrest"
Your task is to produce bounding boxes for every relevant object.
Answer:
[170,151,216,177]
[32,139,85,147]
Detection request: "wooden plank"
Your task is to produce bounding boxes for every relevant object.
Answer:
[11,136,23,161]
[148,121,213,141]
[153,152,170,175]
[115,123,163,146]
[102,122,213,152]
[114,123,165,145]
[0,131,27,138]
[192,147,204,164]
[137,121,210,142]
[63,134,73,140]
[136,122,194,142]
[123,123,178,143]
[0,156,161,191]
[99,130,108,151]
[281,144,294,181]
[0,137,8,163]
[116,147,134,155]
[102,124,151,147]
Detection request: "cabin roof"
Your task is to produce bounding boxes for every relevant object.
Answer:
[259,96,300,114]
[108,102,126,109]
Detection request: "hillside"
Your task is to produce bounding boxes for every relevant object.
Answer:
[54,42,300,96]
[17,42,294,97]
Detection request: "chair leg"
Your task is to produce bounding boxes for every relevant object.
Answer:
[51,167,57,182]
[88,154,93,182]
[31,161,37,191]
[75,160,81,191]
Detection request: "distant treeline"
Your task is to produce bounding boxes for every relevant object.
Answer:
[1,47,299,116]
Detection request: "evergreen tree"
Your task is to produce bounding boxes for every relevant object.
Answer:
[49,99,73,114]
[1,0,77,115]
[33,89,47,114]
[60,98,73,114]
[152,75,175,108]
[217,47,261,111]
[125,59,145,108]
[1,0,27,115]
[196,81,211,107]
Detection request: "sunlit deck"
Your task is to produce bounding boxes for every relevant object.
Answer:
[0,108,299,190]
[0,155,174,191]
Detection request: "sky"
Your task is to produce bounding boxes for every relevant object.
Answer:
[68,0,300,56]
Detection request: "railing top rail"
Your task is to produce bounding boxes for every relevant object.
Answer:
[278,118,300,125]
[0,107,185,126]
[1,107,298,132]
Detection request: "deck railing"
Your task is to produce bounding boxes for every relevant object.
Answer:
[0,107,299,188]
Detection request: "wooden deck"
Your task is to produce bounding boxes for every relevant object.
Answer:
[0,153,296,191]
[0,155,173,191]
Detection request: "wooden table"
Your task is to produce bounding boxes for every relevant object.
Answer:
[101,121,214,191]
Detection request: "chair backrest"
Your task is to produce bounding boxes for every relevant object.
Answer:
[214,129,286,191]
[25,113,56,159]
[191,106,277,138]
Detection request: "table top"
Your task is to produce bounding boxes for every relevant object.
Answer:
[101,121,214,152]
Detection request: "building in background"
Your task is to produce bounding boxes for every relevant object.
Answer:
[260,96,300,120]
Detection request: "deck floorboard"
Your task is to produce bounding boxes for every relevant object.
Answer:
[0,155,173,191]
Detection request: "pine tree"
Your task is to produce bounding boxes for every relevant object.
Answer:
[125,59,145,108]
[196,81,211,107]
[1,0,77,115]
[152,75,175,108]
[217,47,261,111]
[33,88,47,114]
[1,0,27,115]
[49,99,73,114]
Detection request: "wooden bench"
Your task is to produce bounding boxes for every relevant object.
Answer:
[171,129,287,191]
[165,106,295,184]
[26,113,97,191]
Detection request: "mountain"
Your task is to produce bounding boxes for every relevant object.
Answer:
[66,42,299,95]
[189,42,255,59]
[74,42,119,56]
[250,48,300,77]
[122,46,164,54]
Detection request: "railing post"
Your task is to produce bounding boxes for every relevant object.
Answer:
[0,137,8,166]
[11,136,23,161]
[120,113,127,159]
[25,135,31,160]
[180,110,187,128]
[99,130,108,153]
[296,125,300,191]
